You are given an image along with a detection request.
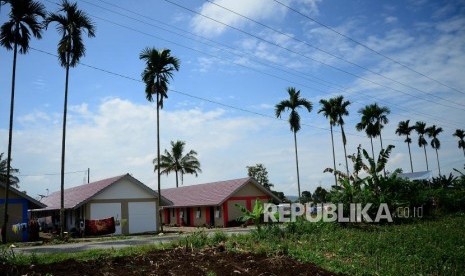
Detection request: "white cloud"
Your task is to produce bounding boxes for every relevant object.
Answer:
[190,0,288,37]
[385,16,398,24]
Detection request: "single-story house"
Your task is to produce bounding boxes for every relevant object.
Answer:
[161,177,281,227]
[397,171,433,181]
[32,174,166,235]
[1,182,46,242]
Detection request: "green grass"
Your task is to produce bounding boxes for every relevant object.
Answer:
[2,215,464,275]
[226,215,465,275]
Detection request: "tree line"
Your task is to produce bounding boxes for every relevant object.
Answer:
[275,87,465,199]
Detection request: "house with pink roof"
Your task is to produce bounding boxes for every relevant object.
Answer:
[33,174,168,235]
[161,177,281,227]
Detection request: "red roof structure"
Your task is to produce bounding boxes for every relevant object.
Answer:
[161,177,280,208]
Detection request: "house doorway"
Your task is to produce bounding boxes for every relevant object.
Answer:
[209,207,215,226]
[186,208,191,226]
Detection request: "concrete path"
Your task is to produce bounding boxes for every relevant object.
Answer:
[13,227,253,254]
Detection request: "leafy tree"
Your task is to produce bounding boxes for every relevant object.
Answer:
[271,191,286,202]
[246,164,274,190]
[415,121,430,171]
[154,140,201,188]
[395,120,415,173]
[300,190,312,203]
[45,0,95,237]
[453,129,465,158]
[139,47,179,232]
[0,0,45,244]
[312,186,328,203]
[275,87,313,200]
[0,153,19,188]
[428,125,443,176]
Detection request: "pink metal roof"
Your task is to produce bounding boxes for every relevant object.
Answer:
[40,174,126,210]
[161,177,279,208]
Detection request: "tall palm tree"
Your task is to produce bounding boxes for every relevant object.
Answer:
[0,0,45,244]
[428,125,443,176]
[275,87,313,200]
[140,47,179,232]
[356,104,378,160]
[453,129,465,159]
[371,104,390,154]
[318,98,338,186]
[45,0,95,237]
[154,140,201,188]
[415,121,430,171]
[356,103,390,168]
[333,96,351,176]
[395,120,415,173]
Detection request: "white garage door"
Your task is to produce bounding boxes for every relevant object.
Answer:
[128,202,157,234]
[90,203,122,235]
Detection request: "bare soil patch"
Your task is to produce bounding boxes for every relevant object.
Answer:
[1,247,337,275]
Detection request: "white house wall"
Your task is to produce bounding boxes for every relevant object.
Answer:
[92,179,154,200]
[83,179,158,234]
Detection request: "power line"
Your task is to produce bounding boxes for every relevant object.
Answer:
[272,0,465,96]
[76,0,463,127]
[29,46,403,142]
[204,0,465,110]
[163,0,465,112]
[19,170,87,177]
[31,46,464,145]
[39,1,464,128]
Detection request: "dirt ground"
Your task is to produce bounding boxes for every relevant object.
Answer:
[1,246,338,276]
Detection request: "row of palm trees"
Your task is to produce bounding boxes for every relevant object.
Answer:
[1,0,95,242]
[396,121,465,176]
[275,87,465,198]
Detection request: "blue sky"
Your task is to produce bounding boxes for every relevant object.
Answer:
[1,0,464,199]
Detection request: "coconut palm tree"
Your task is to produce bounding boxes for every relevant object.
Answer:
[154,140,201,188]
[372,104,390,154]
[356,104,378,160]
[453,129,465,158]
[395,120,415,173]
[415,121,430,171]
[428,125,443,176]
[318,98,338,186]
[356,104,390,168]
[0,0,45,244]
[140,47,179,232]
[45,0,95,237]
[333,96,351,176]
[0,152,19,188]
[275,87,313,200]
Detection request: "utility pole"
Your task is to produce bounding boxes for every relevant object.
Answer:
[87,168,90,183]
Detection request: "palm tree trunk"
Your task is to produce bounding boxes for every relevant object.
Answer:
[407,137,413,173]
[369,137,376,178]
[379,132,386,177]
[341,125,349,177]
[60,53,71,238]
[156,82,163,233]
[423,145,429,171]
[370,137,375,161]
[1,37,18,244]
[175,169,179,188]
[293,131,301,201]
[329,125,337,186]
[435,148,441,176]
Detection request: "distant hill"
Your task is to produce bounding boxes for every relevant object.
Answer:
[285,195,299,202]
